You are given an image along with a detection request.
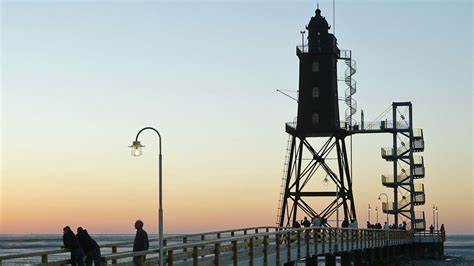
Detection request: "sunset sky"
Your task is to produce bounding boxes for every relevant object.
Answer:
[1,0,472,234]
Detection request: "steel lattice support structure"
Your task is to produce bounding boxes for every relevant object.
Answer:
[278,133,356,227]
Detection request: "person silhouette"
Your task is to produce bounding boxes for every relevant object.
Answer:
[133,220,149,265]
[77,227,101,265]
[302,217,311,227]
[62,226,84,266]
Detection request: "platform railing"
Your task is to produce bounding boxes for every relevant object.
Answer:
[102,227,411,265]
[0,226,279,264]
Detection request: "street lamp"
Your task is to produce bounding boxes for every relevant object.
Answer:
[375,206,379,223]
[378,193,389,225]
[435,206,439,231]
[368,204,371,224]
[130,127,164,266]
[432,205,436,229]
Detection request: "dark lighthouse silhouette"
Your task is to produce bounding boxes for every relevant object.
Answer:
[297,8,340,134]
[277,6,426,233]
[277,7,357,228]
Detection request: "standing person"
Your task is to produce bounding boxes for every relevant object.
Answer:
[383,222,389,230]
[301,217,311,227]
[62,226,84,266]
[312,216,321,227]
[292,220,301,228]
[133,220,149,265]
[77,227,101,266]
[429,224,434,234]
[440,224,446,241]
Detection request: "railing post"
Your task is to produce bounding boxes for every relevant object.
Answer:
[328,228,332,253]
[297,230,301,259]
[192,246,198,266]
[200,235,205,257]
[167,250,174,266]
[214,243,220,266]
[346,230,349,251]
[183,236,188,258]
[351,229,354,251]
[249,237,254,265]
[263,235,269,266]
[305,230,310,257]
[287,231,291,262]
[322,228,326,253]
[112,246,117,265]
[313,229,318,257]
[232,240,238,266]
[275,234,281,265]
[41,254,48,263]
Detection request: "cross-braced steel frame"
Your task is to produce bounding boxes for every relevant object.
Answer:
[386,102,419,231]
[278,133,356,227]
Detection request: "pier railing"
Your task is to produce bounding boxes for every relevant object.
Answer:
[102,227,411,265]
[0,226,279,265]
[0,226,414,265]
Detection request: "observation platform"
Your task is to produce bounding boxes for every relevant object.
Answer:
[0,226,445,265]
[284,121,423,138]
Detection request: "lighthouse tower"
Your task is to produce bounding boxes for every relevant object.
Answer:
[277,8,357,227]
[296,8,340,136]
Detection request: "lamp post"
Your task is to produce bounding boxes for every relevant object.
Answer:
[129,127,164,266]
[375,206,379,224]
[368,204,371,224]
[432,205,436,229]
[435,206,439,231]
[378,193,389,225]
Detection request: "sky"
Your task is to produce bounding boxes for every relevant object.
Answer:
[0,0,472,234]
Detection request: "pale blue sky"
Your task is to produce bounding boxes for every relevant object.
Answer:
[1,1,473,233]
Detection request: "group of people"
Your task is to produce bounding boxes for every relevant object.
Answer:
[429,224,446,234]
[366,221,407,230]
[62,220,150,266]
[292,217,359,228]
[292,216,326,228]
[62,226,101,266]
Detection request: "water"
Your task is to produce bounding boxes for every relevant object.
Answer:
[1,234,473,265]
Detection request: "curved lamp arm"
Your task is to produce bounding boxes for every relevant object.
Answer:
[134,127,162,155]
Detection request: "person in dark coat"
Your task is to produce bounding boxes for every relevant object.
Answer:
[62,226,84,266]
[77,227,101,266]
[292,220,301,228]
[133,220,149,265]
[301,217,311,227]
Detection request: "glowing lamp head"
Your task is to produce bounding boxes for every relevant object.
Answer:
[129,141,145,157]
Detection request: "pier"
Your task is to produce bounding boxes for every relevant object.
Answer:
[0,226,445,265]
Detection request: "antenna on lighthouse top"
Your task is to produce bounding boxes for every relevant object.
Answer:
[317,2,319,9]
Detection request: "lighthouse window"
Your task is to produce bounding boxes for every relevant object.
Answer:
[312,61,319,72]
[312,87,319,98]
[312,113,319,124]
